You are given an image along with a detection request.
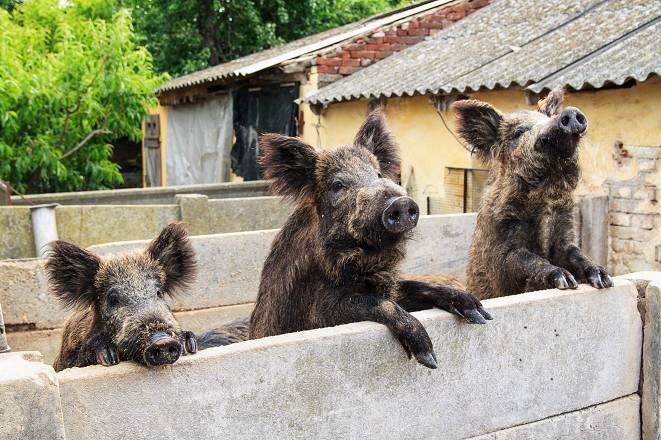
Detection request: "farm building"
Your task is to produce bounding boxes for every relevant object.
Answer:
[142,0,489,186]
[302,0,661,274]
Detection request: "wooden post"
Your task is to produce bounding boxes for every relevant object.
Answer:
[0,181,10,206]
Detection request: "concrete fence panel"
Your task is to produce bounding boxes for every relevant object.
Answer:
[10,180,270,206]
[56,282,641,440]
[0,352,66,440]
[208,196,293,233]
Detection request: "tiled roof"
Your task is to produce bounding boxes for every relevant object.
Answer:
[304,0,660,104]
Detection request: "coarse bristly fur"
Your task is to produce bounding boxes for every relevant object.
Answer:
[45,223,244,371]
[250,109,492,369]
[453,88,613,299]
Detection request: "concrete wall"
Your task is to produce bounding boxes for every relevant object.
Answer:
[53,282,641,439]
[0,194,289,259]
[0,278,655,439]
[208,196,293,233]
[10,180,270,206]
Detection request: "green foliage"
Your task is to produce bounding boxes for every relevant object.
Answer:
[0,0,167,193]
[122,0,414,77]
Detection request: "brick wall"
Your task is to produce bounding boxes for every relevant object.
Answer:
[605,145,661,274]
[313,0,490,88]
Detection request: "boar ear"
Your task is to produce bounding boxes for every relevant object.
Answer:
[538,88,564,116]
[354,109,401,180]
[45,241,101,309]
[259,133,319,201]
[452,100,503,162]
[146,223,197,295]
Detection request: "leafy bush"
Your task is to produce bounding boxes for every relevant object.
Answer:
[0,0,167,193]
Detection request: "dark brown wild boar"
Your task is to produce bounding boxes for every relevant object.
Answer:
[453,89,613,299]
[250,110,492,369]
[46,223,246,371]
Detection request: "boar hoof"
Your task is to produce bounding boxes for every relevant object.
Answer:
[95,344,119,367]
[179,330,198,355]
[432,289,493,324]
[527,267,578,291]
[583,265,613,289]
[397,325,437,369]
[414,351,438,369]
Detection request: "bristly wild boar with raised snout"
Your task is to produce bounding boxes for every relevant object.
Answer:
[46,223,246,371]
[453,89,613,299]
[250,110,492,369]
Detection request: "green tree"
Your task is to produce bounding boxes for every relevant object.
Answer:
[0,0,167,193]
[123,0,413,77]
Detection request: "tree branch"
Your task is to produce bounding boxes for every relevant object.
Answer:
[59,128,112,161]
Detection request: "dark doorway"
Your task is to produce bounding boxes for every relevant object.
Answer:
[231,83,298,180]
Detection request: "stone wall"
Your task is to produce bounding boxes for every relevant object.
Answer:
[0,280,649,440]
[605,144,661,274]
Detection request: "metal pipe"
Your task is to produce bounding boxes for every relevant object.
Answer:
[30,203,59,257]
[0,303,10,353]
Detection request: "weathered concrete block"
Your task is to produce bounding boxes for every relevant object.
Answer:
[58,282,641,440]
[468,395,640,440]
[403,213,475,281]
[5,328,62,366]
[0,206,35,259]
[579,195,609,266]
[56,204,180,249]
[207,196,293,233]
[0,351,65,440]
[0,259,66,329]
[176,193,210,235]
[643,282,661,440]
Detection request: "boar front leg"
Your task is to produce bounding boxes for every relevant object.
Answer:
[75,334,119,368]
[323,294,438,369]
[397,280,492,324]
[549,210,613,289]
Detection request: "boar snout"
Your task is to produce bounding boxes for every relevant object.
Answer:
[382,196,419,234]
[558,107,587,135]
[143,332,181,366]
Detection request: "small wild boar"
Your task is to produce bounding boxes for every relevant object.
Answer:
[46,223,245,371]
[250,110,491,369]
[453,89,613,299]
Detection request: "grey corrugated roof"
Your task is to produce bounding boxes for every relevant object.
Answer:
[304,0,661,104]
[529,17,661,92]
[158,0,457,93]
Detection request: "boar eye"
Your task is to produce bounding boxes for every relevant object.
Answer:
[377,171,383,178]
[331,180,346,192]
[107,289,120,307]
[156,289,163,298]
[512,126,529,140]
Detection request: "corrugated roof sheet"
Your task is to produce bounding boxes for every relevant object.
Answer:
[304,0,661,104]
[158,0,458,93]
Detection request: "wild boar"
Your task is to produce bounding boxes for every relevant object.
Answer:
[47,223,243,371]
[250,110,491,369]
[453,89,613,299]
